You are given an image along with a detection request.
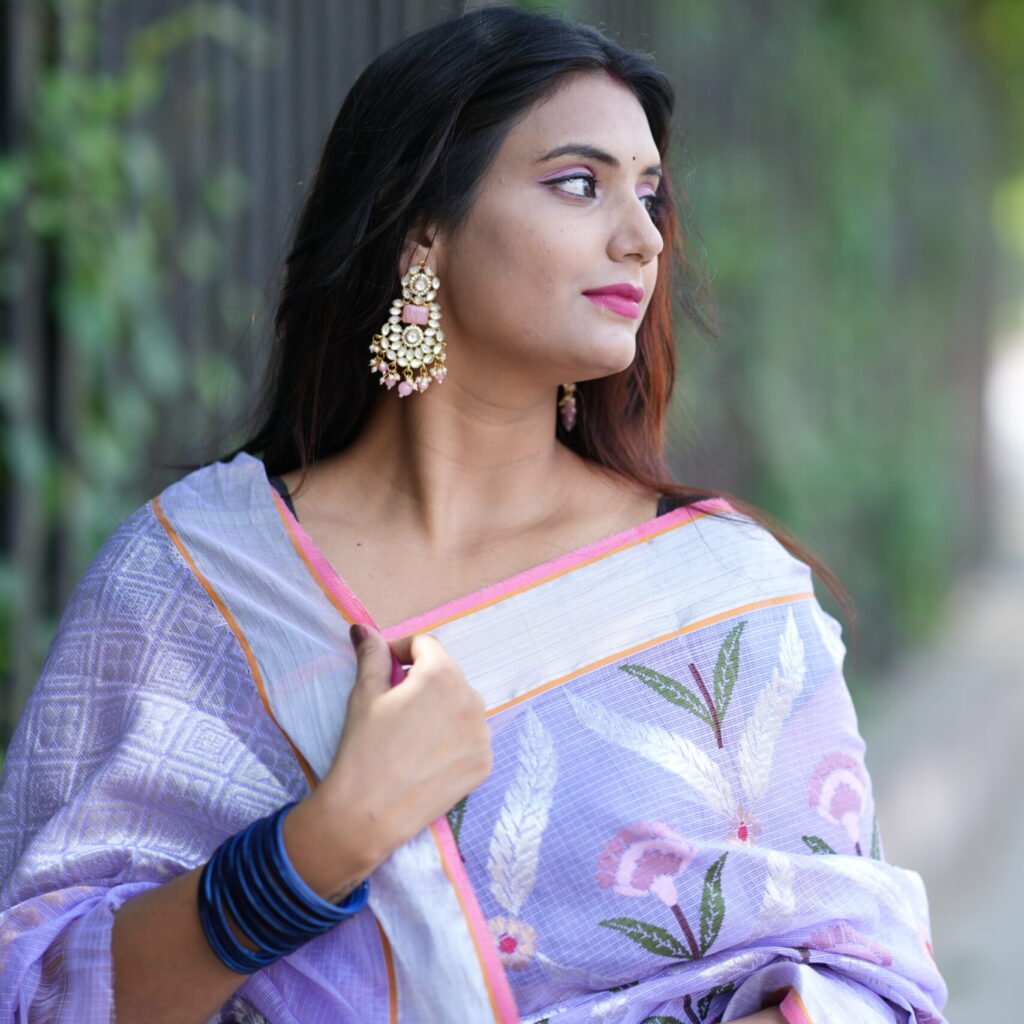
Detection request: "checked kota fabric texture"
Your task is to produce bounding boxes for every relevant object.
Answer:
[0,452,948,1023]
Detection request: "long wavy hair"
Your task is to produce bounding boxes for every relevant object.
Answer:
[214,4,853,633]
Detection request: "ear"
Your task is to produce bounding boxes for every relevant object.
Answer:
[398,217,444,278]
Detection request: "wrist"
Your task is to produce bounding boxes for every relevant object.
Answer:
[283,790,381,901]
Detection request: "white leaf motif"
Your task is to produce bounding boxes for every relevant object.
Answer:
[756,849,797,936]
[737,608,806,805]
[488,707,558,915]
[567,693,735,817]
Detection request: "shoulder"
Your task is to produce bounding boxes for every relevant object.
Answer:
[155,450,269,524]
[692,501,848,663]
[65,500,183,628]
[679,498,813,578]
[51,451,271,665]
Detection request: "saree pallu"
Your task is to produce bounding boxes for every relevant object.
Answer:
[0,452,948,1023]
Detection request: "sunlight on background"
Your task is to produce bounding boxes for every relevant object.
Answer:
[987,312,1024,546]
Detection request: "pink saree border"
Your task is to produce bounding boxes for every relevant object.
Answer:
[266,473,732,639]
[383,498,730,638]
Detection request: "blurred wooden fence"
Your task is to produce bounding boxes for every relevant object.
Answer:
[0,0,998,741]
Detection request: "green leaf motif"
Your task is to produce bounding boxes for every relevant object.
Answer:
[697,982,736,1019]
[598,916,690,959]
[640,1017,685,1023]
[698,853,728,955]
[446,795,468,846]
[619,664,711,726]
[712,621,746,719]
[871,817,882,859]
[802,835,836,855]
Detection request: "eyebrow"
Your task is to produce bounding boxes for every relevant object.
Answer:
[537,143,662,178]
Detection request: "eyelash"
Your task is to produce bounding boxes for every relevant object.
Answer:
[547,172,666,219]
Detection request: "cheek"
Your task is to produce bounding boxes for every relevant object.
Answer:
[448,217,569,329]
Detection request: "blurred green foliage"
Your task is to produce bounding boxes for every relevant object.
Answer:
[0,1,275,684]
[655,0,1024,674]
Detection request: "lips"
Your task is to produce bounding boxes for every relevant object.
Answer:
[583,282,643,319]
[583,283,644,302]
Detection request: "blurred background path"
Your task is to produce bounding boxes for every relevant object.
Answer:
[864,332,1024,1021]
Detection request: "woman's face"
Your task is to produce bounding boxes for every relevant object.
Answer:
[418,71,665,395]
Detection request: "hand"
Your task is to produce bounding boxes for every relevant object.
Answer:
[318,625,493,875]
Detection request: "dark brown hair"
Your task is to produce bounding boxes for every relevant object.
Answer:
[216,4,854,638]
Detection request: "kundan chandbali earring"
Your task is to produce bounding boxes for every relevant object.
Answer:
[558,382,578,431]
[369,260,447,396]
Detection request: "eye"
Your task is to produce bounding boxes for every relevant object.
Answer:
[547,173,665,221]
[641,191,666,219]
[547,172,597,199]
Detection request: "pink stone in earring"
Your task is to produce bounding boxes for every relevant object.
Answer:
[397,381,414,397]
[402,303,430,325]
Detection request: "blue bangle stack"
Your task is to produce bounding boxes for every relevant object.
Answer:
[198,801,370,973]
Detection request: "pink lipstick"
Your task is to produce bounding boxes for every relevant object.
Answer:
[582,282,644,319]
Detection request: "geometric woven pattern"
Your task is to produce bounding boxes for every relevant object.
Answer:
[0,502,389,1022]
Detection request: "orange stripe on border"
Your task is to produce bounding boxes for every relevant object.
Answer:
[486,591,815,718]
[151,494,318,791]
[404,508,717,634]
[428,826,507,1022]
[373,914,399,1024]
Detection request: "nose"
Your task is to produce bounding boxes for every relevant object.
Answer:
[608,191,665,265]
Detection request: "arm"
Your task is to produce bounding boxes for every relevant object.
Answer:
[1,503,490,1024]
[110,791,369,1024]
[112,627,490,1024]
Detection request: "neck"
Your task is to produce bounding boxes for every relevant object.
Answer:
[307,379,597,556]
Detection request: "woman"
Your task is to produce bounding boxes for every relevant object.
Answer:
[0,6,948,1023]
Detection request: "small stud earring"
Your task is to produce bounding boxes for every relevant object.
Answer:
[369,260,447,396]
[558,382,578,431]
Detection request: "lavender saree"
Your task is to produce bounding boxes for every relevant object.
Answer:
[0,452,948,1023]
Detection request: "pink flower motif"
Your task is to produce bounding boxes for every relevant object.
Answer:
[487,915,537,970]
[809,921,893,966]
[596,821,698,908]
[808,752,869,853]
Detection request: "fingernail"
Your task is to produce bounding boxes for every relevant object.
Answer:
[349,623,368,649]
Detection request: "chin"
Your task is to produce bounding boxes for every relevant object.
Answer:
[580,338,638,379]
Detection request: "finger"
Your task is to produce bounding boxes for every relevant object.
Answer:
[386,631,446,667]
[350,623,397,697]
